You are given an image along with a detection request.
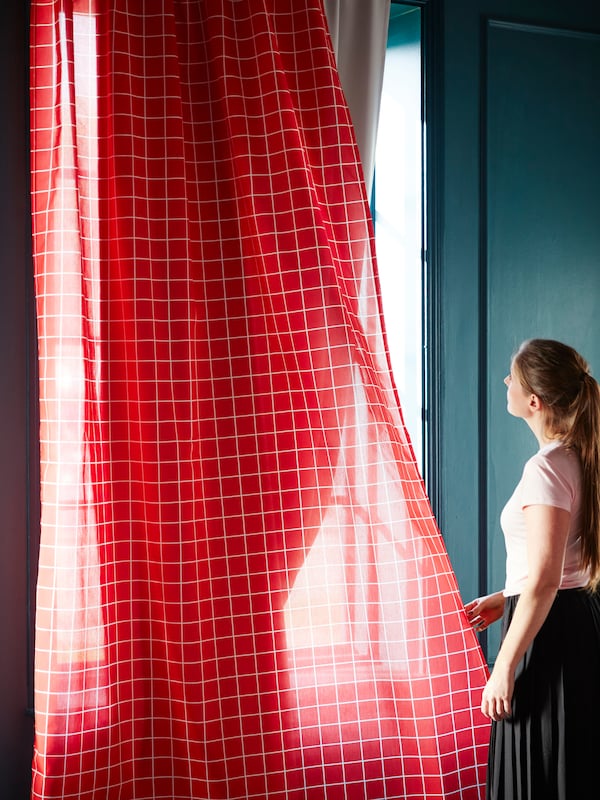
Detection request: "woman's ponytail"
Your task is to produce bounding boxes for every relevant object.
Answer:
[566,372,600,589]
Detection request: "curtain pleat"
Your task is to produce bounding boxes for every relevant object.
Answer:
[29,2,489,798]
[323,0,391,190]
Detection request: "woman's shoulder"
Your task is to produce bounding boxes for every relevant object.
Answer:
[525,441,580,487]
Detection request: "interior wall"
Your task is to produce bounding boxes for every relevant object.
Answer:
[437,0,600,661]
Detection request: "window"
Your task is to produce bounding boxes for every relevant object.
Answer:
[374,3,424,470]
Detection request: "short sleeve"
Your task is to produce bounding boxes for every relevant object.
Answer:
[520,451,575,511]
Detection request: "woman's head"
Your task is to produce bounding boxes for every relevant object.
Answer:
[511,338,595,441]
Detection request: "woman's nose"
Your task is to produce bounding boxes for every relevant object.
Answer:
[504,375,510,386]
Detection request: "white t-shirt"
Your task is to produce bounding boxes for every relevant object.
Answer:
[500,440,589,597]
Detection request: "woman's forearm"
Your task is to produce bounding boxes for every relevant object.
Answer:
[481,505,570,721]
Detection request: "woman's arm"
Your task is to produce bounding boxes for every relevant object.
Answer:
[480,503,570,722]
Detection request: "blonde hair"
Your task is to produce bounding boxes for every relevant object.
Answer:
[512,339,600,590]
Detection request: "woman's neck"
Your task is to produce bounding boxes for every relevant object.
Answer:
[526,416,555,449]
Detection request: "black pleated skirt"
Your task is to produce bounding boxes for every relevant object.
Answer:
[487,588,600,800]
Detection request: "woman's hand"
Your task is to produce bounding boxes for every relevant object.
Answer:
[465,591,505,633]
[480,662,514,721]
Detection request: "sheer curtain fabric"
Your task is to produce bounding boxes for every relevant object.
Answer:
[29,1,489,798]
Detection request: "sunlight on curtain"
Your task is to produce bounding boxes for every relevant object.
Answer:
[31,6,109,776]
[30,1,490,798]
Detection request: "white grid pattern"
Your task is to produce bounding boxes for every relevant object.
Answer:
[30,1,489,798]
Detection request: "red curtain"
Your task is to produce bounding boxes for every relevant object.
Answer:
[29,1,490,798]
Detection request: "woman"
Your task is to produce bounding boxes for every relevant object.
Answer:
[465,338,600,799]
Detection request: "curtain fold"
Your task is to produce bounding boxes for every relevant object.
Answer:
[30,1,489,798]
[322,0,391,191]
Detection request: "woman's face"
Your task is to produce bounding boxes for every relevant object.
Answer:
[504,366,532,419]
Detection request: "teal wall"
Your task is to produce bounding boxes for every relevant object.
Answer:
[437,0,600,660]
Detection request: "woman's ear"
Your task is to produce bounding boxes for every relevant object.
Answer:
[529,393,543,412]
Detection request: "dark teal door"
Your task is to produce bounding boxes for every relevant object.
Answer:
[436,0,600,660]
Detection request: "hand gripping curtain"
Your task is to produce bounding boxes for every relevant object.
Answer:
[29,2,490,799]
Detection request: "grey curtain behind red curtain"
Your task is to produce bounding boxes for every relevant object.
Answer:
[323,0,391,191]
[29,1,489,798]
